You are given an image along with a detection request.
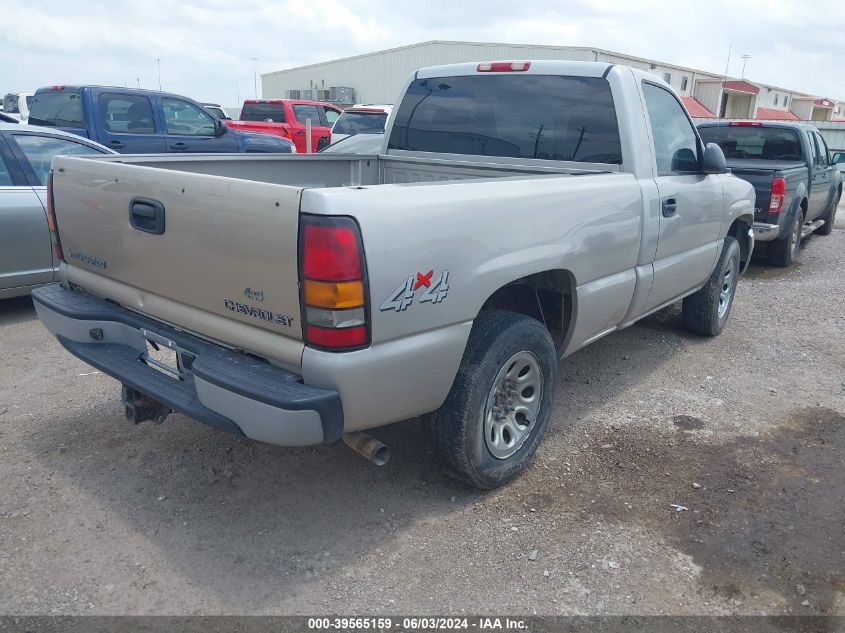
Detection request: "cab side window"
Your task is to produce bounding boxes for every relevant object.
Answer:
[162,98,216,136]
[293,104,321,125]
[0,153,13,186]
[99,94,156,134]
[323,107,340,125]
[813,132,829,166]
[642,82,700,175]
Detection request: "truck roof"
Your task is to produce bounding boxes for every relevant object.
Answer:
[415,60,615,79]
[243,99,338,107]
[33,85,202,101]
[698,120,820,132]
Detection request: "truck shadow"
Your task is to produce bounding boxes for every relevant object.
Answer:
[0,295,37,326]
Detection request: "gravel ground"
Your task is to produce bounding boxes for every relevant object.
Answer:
[1,206,843,616]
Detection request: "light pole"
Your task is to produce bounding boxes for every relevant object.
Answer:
[251,57,258,99]
[156,58,161,90]
[740,54,750,79]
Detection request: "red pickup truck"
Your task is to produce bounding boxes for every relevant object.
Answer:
[226,99,342,153]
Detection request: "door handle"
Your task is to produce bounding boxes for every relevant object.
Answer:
[129,198,165,235]
[662,197,678,218]
[108,140,126,149]
[169,142,188,151]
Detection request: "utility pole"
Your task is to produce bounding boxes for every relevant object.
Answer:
[740,54,750,79]
[156,58,161,91]
[251,57,258,99]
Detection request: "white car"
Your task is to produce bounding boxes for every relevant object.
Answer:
[330,104,392,144]
[201,102,231,120]
[2,92,34,121]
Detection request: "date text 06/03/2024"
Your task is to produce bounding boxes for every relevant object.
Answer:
[306,616,528,630]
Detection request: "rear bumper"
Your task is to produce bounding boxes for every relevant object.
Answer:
[752,221,782,242]
[32,284,343,446]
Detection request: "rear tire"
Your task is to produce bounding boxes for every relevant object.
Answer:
[817,189,840,236]
[423,310,557,489]
[767,209,803,266]
[682,236,740,336]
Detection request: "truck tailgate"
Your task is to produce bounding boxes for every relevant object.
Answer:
[51,156,305,365]
[726,161,804,217]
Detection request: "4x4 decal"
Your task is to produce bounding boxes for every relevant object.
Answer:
[379,270,449,312]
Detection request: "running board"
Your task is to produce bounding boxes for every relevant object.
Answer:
[801,220,825,238]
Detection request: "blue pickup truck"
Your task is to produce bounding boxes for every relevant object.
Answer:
[27,86,295,154]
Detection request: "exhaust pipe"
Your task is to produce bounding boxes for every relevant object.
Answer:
[343,432,390,466]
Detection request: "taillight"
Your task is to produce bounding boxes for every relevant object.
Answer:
[769,177,786,213]
[300,215,368,351]
[477,61,531,72]
[46,171,64,261]
[729,121,762,126]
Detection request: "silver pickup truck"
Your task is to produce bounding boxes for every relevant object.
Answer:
[33,61,755,488]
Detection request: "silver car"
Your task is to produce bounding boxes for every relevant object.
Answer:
[0,123,113,298]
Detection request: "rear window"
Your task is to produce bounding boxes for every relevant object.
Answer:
[333,111,388,135]
[28,90,84,127]
[240,103,285,123]
[699,126,803,161]
[388,74,622,163]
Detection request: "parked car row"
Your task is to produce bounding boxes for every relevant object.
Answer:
[225,99,340,152]
[9,83,391,154]
[26,86,296,154]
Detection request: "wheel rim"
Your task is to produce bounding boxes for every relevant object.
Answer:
[718,259,735,319]
[790,215,801,257]
[483,351,543,460]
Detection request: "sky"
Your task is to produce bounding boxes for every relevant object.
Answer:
[2,0,843,107]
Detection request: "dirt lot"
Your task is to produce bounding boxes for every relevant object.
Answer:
[1,207,843,616]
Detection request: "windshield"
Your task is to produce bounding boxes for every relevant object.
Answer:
[388,74,621,163]
[333,111,388,135]
[240,103,285,122]
[699,125,803,161]
[28,90,84,127]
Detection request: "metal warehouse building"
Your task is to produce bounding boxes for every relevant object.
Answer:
[262,40,844,122]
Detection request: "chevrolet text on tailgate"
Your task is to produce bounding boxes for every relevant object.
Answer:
[35,61,754,488]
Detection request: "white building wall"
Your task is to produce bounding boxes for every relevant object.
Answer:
[262,41,596,105]
[791,100,814,120]
[756,87,793,110]
[594,51,704,95]
[693,81,723,115]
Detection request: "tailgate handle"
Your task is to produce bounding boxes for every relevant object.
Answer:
[129,198,166,235]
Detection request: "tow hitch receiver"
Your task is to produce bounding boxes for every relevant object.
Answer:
[122,385,172,424]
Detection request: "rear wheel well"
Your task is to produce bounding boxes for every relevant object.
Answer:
[727,217,753,270]
[480,270,574,350]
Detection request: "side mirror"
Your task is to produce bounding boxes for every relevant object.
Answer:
[215,119,228,137]
[702,142,728,174]
[831,152,845,165]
